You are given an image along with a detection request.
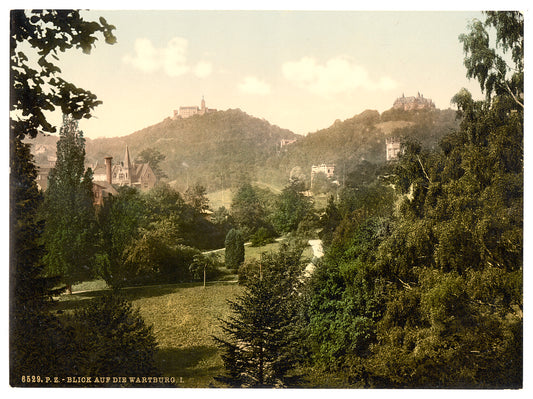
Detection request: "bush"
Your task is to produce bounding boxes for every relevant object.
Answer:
[250,226,277,247]
[237,259,261,285]
[66,293,162,386]
[189,252,225,282]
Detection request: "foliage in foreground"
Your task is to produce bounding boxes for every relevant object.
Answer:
[42,115,97,290]
[305,11,523,388]
[64,293,162,385]
[214,245,305,387]
[96,183,230,287]
[10,10,116,386]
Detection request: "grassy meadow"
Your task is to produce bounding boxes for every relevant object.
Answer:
[57,281,243,387]
[56,239,316,387]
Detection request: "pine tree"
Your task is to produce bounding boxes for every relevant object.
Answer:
[43,114,97,292]
[68,293,160,382]
[214,245,304,387]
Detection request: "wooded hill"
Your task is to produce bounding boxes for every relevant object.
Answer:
[264,107,459,187]
[85,109,298,192]
[28,105,459,192]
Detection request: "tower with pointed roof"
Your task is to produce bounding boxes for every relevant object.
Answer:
[123,145,133,184]
[200,95,206,113]
[92,145,158,191]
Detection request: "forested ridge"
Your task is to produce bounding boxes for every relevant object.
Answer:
[27,105,459,193]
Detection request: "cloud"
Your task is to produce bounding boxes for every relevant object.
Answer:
[194,61,213,78]
[162,37,190,77]
[282,56,398,96]
[238,76,271,95]
[122,38,161,73]
[123,37,211,79]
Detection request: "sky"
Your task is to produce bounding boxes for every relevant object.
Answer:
[35,7,492,140]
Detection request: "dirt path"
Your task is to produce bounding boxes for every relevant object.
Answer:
[303,239,323,278]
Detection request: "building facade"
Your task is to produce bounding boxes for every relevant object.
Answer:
[393,92,435,111]
[386,137,402,161]
[93,146,157,191]
[280,139,297,149]
[311,164,335,180]
[173,96,217,119]
[35,155,57,191]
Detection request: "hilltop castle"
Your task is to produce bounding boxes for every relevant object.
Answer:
[173,96,217,119]
[393,92,435,111]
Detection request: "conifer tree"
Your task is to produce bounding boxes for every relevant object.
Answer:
[224,228,245,271]
[214,245,304,387]
[9,137,68,385]
[43,114,97,292]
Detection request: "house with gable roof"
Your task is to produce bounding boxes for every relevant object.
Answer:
[93,146,157,192]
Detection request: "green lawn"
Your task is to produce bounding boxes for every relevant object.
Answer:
[131,282,243,387]
[56,239,315,387]
[56,281,243,387]
[244,240,283,260]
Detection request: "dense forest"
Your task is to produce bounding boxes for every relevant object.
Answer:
[299,11,523,387]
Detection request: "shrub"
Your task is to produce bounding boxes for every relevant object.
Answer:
[250,226,276,247]
[66,293,162,386]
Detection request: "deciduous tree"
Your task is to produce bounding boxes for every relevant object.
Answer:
[135,147,168,179]
[42,115,97,292]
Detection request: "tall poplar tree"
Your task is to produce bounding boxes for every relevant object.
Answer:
[43,114,97,292]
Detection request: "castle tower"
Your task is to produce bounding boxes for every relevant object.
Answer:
[200,95,206,114]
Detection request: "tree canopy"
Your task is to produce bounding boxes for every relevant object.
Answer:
[10,10,116,140]
[304,11,523,387]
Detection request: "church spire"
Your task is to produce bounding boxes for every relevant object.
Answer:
[124,145,132,183]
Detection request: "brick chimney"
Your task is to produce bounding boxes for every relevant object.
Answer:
[104,156,113,184]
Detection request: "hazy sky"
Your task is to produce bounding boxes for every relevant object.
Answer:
[47,9,487,139]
